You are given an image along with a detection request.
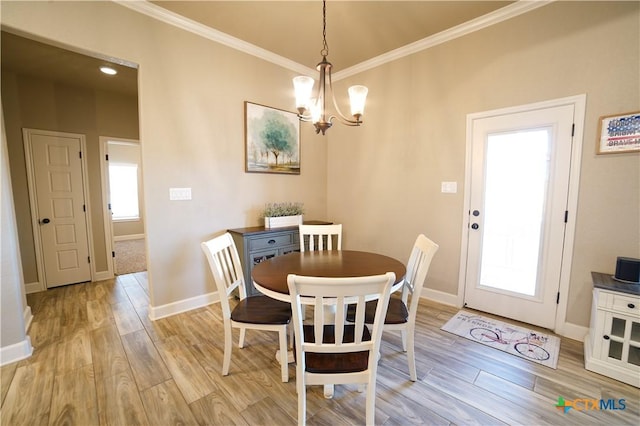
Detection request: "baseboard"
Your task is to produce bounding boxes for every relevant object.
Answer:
[148,291,220,320]
[422,288,588,341]
[114,234,145,242]
[23,305,33,332]
[94,270,113,281]
[421,288,459,307]
[555,321,588,342]
[0,336,33,366]
[24,281,44,294]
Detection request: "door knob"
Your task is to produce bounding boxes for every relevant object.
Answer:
[471,223,479,230]
[40,218,51,224]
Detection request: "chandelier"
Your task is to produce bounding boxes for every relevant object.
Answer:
[293,0,368,135]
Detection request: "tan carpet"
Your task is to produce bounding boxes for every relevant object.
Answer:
[114,239,147,275]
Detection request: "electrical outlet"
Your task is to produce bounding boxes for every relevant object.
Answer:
[169,187,192,200]
[441,182,457,194]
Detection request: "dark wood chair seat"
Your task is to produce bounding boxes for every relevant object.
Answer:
[300,324,371,373]
[346,297,409,325]
[230,296,291,325]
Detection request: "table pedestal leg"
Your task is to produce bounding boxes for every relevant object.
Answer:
[324,384,335,398]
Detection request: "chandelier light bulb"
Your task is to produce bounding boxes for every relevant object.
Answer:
[309,99,322,124]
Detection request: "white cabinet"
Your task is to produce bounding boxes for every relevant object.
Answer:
[584,272,640,387]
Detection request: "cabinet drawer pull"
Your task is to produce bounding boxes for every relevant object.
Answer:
[628,303,635,309]
[603,335,610,340]
[268,239,276,244]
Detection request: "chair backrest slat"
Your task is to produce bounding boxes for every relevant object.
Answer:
[299,224,343,252]
[315,296,324,343]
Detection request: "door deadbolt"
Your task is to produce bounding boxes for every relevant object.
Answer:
[472,210,480,216]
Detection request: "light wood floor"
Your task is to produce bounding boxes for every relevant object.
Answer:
[2,272,638,425]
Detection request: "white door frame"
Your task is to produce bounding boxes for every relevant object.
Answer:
[99,136,141,278]
[457,94,586,335]
[99,136,115,278]
[23,128,96,290]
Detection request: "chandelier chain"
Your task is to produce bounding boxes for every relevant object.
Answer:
[321,0,328,58]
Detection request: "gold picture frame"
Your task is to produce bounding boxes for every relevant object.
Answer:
[596,111,640,154]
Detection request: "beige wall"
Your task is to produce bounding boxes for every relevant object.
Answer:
[1,72,139,282]
[1,1,637,332]
[327,1,639,327]
[0,1,327,307]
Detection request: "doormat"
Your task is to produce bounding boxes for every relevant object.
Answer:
[441,310,560,369]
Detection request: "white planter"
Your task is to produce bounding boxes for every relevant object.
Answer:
[264,215,303,229]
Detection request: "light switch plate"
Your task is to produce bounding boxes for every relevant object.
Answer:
[441,181,457,193]
[169,187,192,200]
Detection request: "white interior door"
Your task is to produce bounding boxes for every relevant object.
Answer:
[99,137,143,277]
[463,103,576,329]
[24,129,91,288]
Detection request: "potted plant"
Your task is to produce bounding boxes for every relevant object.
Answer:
[261,202,304,228]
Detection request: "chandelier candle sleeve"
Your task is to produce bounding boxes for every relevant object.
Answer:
[348,85,368,117]
[293,76,314,112]
[292,0,368,135]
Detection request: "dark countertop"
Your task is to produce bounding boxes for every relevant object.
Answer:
[592,271,640,296]
[228,220,331,236]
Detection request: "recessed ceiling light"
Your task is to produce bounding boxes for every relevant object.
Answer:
[100,66,117,75]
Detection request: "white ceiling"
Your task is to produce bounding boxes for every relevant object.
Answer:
[1,1,532,95]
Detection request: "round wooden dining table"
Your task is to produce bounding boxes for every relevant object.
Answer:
[252,250,407,302]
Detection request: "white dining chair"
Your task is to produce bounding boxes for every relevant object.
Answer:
[298,224,342,252]
[347,234,438,381]
[201,233,291,382]
[287,272,395,426]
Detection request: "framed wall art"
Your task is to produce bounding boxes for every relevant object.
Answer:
[244,101,300,174]
[596,111,640,154]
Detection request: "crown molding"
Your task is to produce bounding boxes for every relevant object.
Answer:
[334,0,554,80]
[112,0,315,76]
[114,0,553,81]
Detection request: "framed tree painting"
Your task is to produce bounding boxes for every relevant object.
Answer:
[245,101,300,174]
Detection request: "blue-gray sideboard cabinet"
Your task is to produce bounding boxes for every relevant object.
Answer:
[228,221,331,297]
